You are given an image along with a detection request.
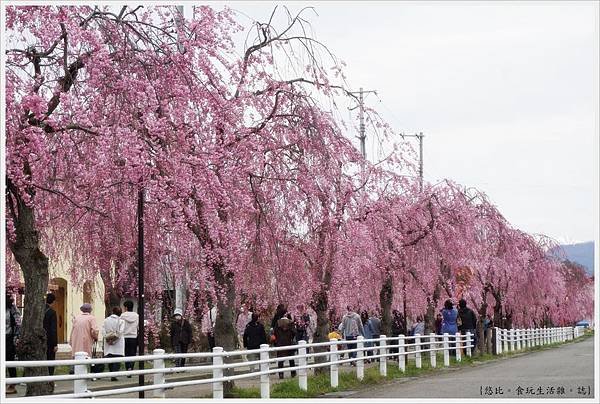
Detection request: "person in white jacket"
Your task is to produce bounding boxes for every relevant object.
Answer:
[120,300,139,375]
[103,307,125,381]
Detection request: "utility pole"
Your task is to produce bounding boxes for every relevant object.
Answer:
[401,132,424,191]
[350,87,377,159]
[176,5,185,53]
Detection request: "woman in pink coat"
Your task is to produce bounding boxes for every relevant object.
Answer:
[70,303,99,357]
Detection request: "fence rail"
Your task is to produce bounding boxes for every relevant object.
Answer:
[493,325,585,355]
[6,332,474,399]
[6,326,583,399]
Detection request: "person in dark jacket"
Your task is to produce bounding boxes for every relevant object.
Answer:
[271,304,287,330]
[171,309,193,367]
[458,299,478,350]
[274,314,296,379]
[243,313,267,371]
[293,305,312,343]
[390,310,405,356]
[43,293,58,377]
[435,313,443,335]
[5,294,21,395]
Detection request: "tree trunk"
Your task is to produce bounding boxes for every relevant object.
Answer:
[212,261,238,396]
[310,288,330,374]
[493,302,503,328]
[379,272,393,337]
[8,190,53,396]
[424,283,441,334]
[100,271,121,317]
[476,291,488,354]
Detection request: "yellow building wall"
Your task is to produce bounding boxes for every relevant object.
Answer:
[48,255,105,345]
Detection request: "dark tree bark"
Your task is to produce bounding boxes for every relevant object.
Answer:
[99,270,122,317]
[212,261,238,396]
[476,289,489,354]
[6,179,53,396]
[379,272,393,337]
[424,283,441,334]
[310,287,330,374]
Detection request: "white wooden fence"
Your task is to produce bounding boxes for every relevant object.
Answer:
[493,325,585,354]
[5,332,474,399]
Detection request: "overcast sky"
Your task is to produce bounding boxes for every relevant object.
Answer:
[204,1,598,244]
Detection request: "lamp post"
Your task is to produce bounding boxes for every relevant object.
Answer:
[137,188,145,398]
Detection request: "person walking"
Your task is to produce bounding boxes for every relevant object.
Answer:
[390,309,405,356]
[274,314,297,379]
[201,305,217,350]
[458,298,478,351]
[5,294,21,395]
[103,307,125,381]
[411,316,425,336]
[70,303,99,357]
[361,311,374,360]
[271,304,287,330]
[120,300,139,375]
[43,293,58,379]
[339,306,364,363]
[441,300,459,356]
[243,313,267,371]
[369,312,382,361]
[171,309,193,367]
[293,304,312,343]
[236,305,252,361]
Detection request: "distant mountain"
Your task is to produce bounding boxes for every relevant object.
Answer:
[553,241,595,276]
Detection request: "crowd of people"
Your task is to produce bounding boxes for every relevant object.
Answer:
[5,293,498,392]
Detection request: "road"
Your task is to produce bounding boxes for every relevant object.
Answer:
[350,337,595,399]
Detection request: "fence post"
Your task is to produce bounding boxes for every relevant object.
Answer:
[543,328,546,345]
[414,334,422,369]
[356,336,364,381]
[379,335,387,376]
[443,333,450,367]
[429,333,437,367]
[153,349,166,398]
[330,339,338,388]
[298,340,308,392]
[259,344,270,398]
[510,329,516,351]
[73,351,89,395]
[516,329,521,351]
[559,328,562,342]
[493,328,500,355]
[502,329,508,352]
[455,332,462,362]
[212,347,224,399]
[466,332,472,357]
[398,334,406,372]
